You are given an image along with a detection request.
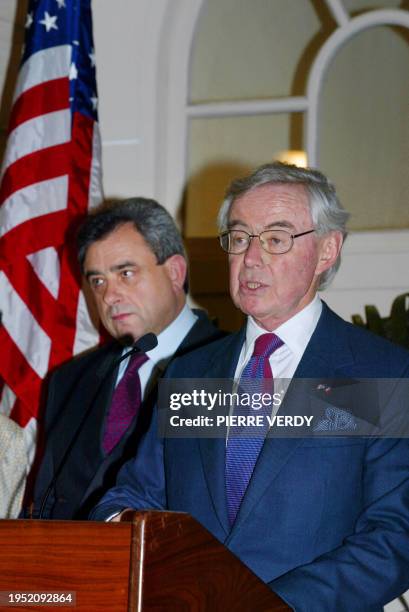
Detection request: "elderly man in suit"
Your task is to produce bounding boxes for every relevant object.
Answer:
[27,197,222,519]
[91,164,409,611]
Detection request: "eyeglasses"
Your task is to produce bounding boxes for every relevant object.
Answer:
[219,228,315,255]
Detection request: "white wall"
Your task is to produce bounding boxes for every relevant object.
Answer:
[92,0,169,200]
[324,230,409,319]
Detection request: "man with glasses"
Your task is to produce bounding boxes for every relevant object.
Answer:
[92,163,409,611]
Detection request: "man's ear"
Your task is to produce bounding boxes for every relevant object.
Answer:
[315,231,343,276]
[164,254,187,291]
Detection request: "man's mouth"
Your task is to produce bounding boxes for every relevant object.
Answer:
[240,280,266,291]
[111,312,132,321]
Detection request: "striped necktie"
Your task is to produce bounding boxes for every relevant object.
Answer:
[226,333,283,526]
[102,352,148,454]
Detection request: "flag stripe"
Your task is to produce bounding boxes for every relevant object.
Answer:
[0,211,71,265]
[73,289,99,354]
[68,112,94,213]
[48,252,81,370]
[0,271,51,378]
[88,124,103,208]
[27,247,60,299]
[4,259,60,339]
[0,176,68,238]
[0,384,16,417]
[13,45,71,102]
[0,143,71,205]
[0,329,42,426]
[1,109,71,178]
[46,115,97,370]
[8,78,70,133]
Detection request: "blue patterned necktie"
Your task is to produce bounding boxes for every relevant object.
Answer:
[226,333,284,526]
[102,352,148,454]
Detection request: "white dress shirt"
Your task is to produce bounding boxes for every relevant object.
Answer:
[223,296,322,442]
[234,295,322,401]
[116,304,198,398]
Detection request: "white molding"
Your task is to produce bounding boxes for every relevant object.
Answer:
[306,9,409,166]
[154,0,205,218]
[186,97,308,118]
[344,230,409,254]
[324,0,350,27]
[102,138,141,147]
[158,2,409,198]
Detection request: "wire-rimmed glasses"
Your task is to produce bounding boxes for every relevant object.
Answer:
[219,228,315,255]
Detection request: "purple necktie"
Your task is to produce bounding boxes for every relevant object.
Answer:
[226,333,284,526]
[102,352,149,454]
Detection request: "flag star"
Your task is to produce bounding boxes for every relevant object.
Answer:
[39,11,58,32]
[90,95,98,110]
[89,50,96,67]
[55,0,66,7]
[72,40,80,46]
[25,12,33,28]
[69,62,78,80]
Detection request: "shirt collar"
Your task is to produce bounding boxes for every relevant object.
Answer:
[122,303,197,372]
[245,294,322,360]
[150,303,197,370]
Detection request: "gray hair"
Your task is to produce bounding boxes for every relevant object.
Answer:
[217,161,349,289]
[77,197,188,291]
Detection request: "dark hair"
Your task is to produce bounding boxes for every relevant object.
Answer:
[77,197,188,291]
[218,161,349,289]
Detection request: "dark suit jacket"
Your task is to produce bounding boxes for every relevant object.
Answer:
[92,303,409,611]
[29,309,223,519]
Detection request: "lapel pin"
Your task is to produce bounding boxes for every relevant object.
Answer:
[316,384,332,394]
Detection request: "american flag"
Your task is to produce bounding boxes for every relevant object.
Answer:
[0,0,103,449]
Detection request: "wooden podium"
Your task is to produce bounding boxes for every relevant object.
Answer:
[0,512,289,611]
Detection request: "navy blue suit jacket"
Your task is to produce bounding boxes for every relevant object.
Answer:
[91,304,409,611]
[29,310,223,519]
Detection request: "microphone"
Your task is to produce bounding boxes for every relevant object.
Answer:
[96,332,158,378]
[124,332,158,357]
[38,332,158,519]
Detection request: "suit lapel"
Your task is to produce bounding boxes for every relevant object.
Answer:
[54,342,119,469]
[294,302,355,378]
[230,303,356,533]
[75,344,124,507]
[174,309,224,357]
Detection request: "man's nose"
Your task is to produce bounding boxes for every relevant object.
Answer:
[102,279,122,305]
[243,235,266,267]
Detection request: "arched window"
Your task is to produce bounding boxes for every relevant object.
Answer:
[155,0,409,328]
